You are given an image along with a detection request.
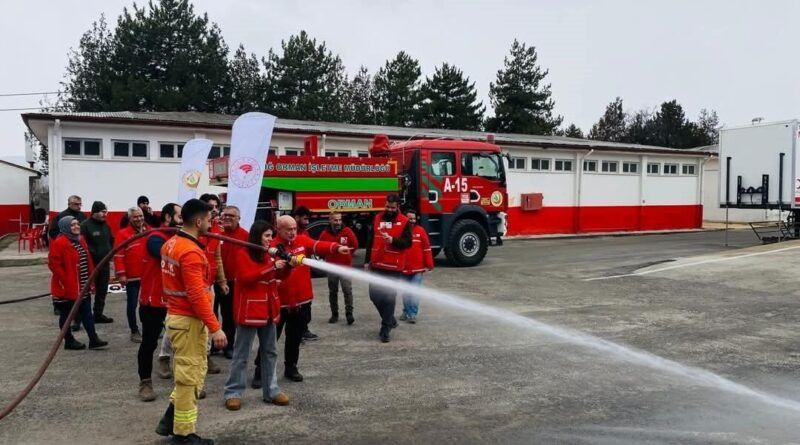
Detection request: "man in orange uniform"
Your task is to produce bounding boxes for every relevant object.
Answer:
[155,199,227,445]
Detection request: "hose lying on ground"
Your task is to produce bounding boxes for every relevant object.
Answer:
[0,227,272,422]
[0,293,51,305]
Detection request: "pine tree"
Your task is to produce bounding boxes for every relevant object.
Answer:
[624,108,655,145]
[649,100,693,148]
[415,63,484,130]
[347,66,375,124]
[264,30,349,122]
[372,51,422,127]
[59,1,232,112]
[695,108,720,145]
[485,39,562,135]
[588,97,626,142]
[563,123,584,138]
[226,45,264,115]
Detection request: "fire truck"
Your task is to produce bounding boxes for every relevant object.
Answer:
[209,134,508,267]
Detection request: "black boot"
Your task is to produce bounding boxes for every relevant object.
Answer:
[155,403,174,436]
[328,312,338,324]
[64,337,86,350]
[284,364,303,382]
[345,307,354,325]
[88,336,108,349]
[171,433,214,444]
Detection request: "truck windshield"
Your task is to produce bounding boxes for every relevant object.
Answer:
[461,152,504,181]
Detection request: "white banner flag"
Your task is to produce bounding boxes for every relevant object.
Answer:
[177,138,213,204]
[226,112,276,229]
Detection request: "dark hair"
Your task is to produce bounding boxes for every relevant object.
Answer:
[386,194,401,204]
[198,193,220,205]
[404,208,417,217]
[137,195,149,205]
[247,220,273,262]
[160,203,179,224]
[292,206,311,218]
[181,199,211,225]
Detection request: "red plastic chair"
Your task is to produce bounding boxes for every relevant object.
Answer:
[18,229,37,253]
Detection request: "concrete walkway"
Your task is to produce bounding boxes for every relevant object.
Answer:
[0,234,47,267]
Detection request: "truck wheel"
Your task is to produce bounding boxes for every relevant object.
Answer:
[444,219,488,267]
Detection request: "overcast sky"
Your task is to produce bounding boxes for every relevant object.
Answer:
[1,0,798,158]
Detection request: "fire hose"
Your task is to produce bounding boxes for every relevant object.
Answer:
[0,227,287,422]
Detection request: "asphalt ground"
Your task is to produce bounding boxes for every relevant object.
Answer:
[3,229,800,444]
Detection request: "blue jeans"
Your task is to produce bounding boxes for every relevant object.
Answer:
[224,323,280,401]
[55,298,97,342]
[402,273,423,318]
[125,280,141,333]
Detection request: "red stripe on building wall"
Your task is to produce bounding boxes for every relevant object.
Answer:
[0,204,31,236]
[506,205,702,236]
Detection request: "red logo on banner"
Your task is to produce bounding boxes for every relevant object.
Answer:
[230,157,261,188]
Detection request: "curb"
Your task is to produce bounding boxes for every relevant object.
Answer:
[503,228,736,242]
[0,233,48,268]
[0,257,47,268]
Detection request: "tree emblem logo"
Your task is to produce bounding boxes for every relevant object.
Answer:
[181,169,202,189]
[230,157,261,188]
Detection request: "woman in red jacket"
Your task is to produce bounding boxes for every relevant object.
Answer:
[49,216,108,350]
[223,220,289,410]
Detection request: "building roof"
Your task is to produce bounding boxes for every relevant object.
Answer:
[22,111,713,157]
[0,159,39,175]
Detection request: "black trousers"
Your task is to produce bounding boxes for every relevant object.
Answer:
[137,305,167,381]
[368,269,407,331]
[275,303,311,369]
[92,264,110,317]
[213,282,236,352]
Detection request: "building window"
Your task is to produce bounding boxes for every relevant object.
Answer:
[554,159,573,172]
[647,163,660,174]
[530,158,551,171]
[431,152,456,176]
[357,151,370,158]
[159,143,184,159]
[509,157,526,171]
[622,162,639,174]
[284,148,304,156]
[583,160,597,172]
[63,138,101,157]
[113,140,149,159]
[208,145,231,159]
[601,161,618,173]
[325,150,351,157]
[682,164,697,175]
[664,163,678,175]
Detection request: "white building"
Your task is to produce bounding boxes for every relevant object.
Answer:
[0,159,40,235]
[24,111,712,236]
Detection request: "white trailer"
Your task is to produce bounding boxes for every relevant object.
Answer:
[718,120,800,210]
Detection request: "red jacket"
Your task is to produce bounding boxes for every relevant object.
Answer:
[49,235,94,300]
[113,225,149,280]
[199,224,222,287]
[139,231,168,308]
[404,225,434,275]
[221,225,249,283]
[233,249,287,326]
[270,234,340,308]
[318,226,358,266]
[369,212,410,272]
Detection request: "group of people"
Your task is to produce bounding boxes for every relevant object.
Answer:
[47,192,433,445]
